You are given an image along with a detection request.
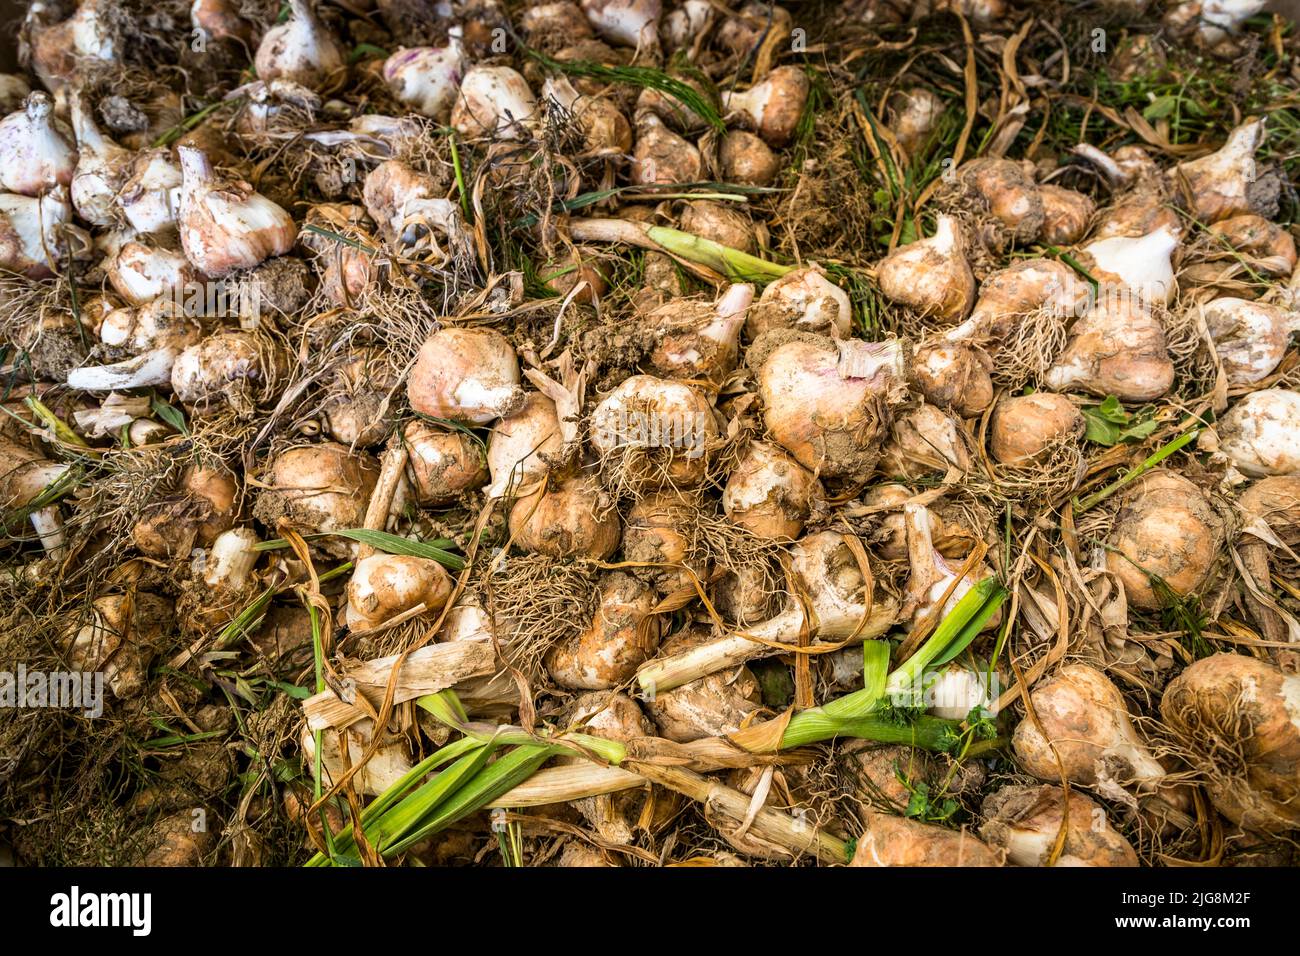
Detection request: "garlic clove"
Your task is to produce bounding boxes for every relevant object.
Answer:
[876,214,976,324]
[69,89,129,226]
[0,186,74,278]
[451,66,539,141]
[0,91,78,197]
[1218,388,1300,478]
[1202,297,1300,385]
[1170,117,1265,223]
[176,146,296,277]
[721,65,809,148]
[253,0,345,88]
[383,31,468,120]
[1045,298,1174,402]
[117,149,183,235]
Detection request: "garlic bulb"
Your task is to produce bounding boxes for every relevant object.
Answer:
[754,334,907,477]
[487,392,563,498]
[361,160,470,259]
[719,130,780,187]
[191,0,253,44]
[900,501,997,629]
[69,90,128,226]
[253,0,345,88]
[589,376,718,489]
[103,239,195,305]
[1078,225,1178,306]
[959,157,1044,243]
[522,3,596,44]
[1218,389,1300,477]
[581,0,661,48]
[722,66,810,148]
[888,87,944,157]
[320,348,399,446]
[989,393,1083,463]
[633,113,702,185]
[0,187,73,278]
[881,403,972,479]
[1013,664,1167,798]
[345,554,453,631]
[1209,214,1297,276]
[171,330,278,412]
[545,571,663,689]
[25,0,118,92]
[677,201,754,253]
[947,258,1091,348]
[177,146,296,277]
[0,434,69,554]
[876,214,976,324]
[622,489,706,594]
[383,32,467,120]
[253,443,379,556]
[722,441,821,540]
[1170,117,1264,223]
[1106,470,1222,608]
[1202,297,1300,384]
[542,77,632,156]
[980,785,1139,867]
[403,420,488,505]
[647,282,753,382]
[1045,299,1174,401]
[746,266,852,340]
[911,343,993,418]
[118,150,183,235]
[1038,185,1094,245]
[408,327,524,424]
[510,472,621,559]
[452,66,538,141]
[0,92,77,196]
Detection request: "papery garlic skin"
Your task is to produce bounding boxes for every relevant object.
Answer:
[361,160,470,260]
[0,187,72,278]
[1202,297,1300,384]
[104,240,194,304]
[69,90,128,226]
[383,32,467,120]
[1080,226,1178,306]
[407,327,524,424]
[1218,389,1300,478]
[0,92,77,197]
[452,66,538,141]
[118,150,183,235]
[177,146,296,277]
[876,214,976,324]
[253,0,345,88]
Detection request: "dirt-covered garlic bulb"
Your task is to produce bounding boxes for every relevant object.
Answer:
[900,502,996,629]
[989,393,1083,464]
[1045,299,1174,402]
[1209,214,1297,276]
[383,32,467,120]
[745,266,852,340]
[253,443,379,556]
[486,392,562,498]
[647,283,752,383]
[1217,389,1300,477]
[103,240,195,305]
[980,786,1139,867]
[1160,653,1300,833]
[0,91,77,197]
[753,333,908,478]
[947,259,1091,348]
[911,343,993,418]
[645,631,762,740]
[118,150,183,235]
[171,330,280,413]
[722,66,809,147]
[24,0,119,92]
[1105,470,1222,609]
[632,113,702,185]
[320,349,400,447]
[880,403,971,479]
[0,187,74,278]
[850,811,1003,867]
[1013,664,1167,800]
[176,147,296,277]
[403,421,487,506]
[545,571,663,689]
[1202,298,1300,385]
[254,0,345,88]
[345,554,453,630]
[589,376,718,490]
[621,489,705,595]
[876,214,976,324]
[1170,117,1265,223]
[723,441,821,540]
[543,76,633,156]
[407,327,524,424]
[452,66,538,141]
[719,129,780,187]
[68,90,128,226]
[510,472,621,559]
[958,157,1044,243]
[132,463,239,558]
[1038,185,1095,245]
[888,87,944,157]
[66,593,171,699]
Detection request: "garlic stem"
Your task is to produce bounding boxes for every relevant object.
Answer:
[67,347,180,391]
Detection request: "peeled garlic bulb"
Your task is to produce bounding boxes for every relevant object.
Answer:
[876,214,976,324]
[0,187,73,278]
[754,334,907,478]
[1171,117,1264,223]
[177,147,296,277]
[1202,297,1300,384]
[253,0,345,88]
[1079,225,1178,306]
[1218,389,1300,477]
[0,91,77,196]
[345,554,453,631]
[69,90,129,226]
[452,66,538,141]
[746,266,852,340]
[383,32,467,120]
[722,66,809,148]
[1045,299,1174,402]
[407,327,524,424]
